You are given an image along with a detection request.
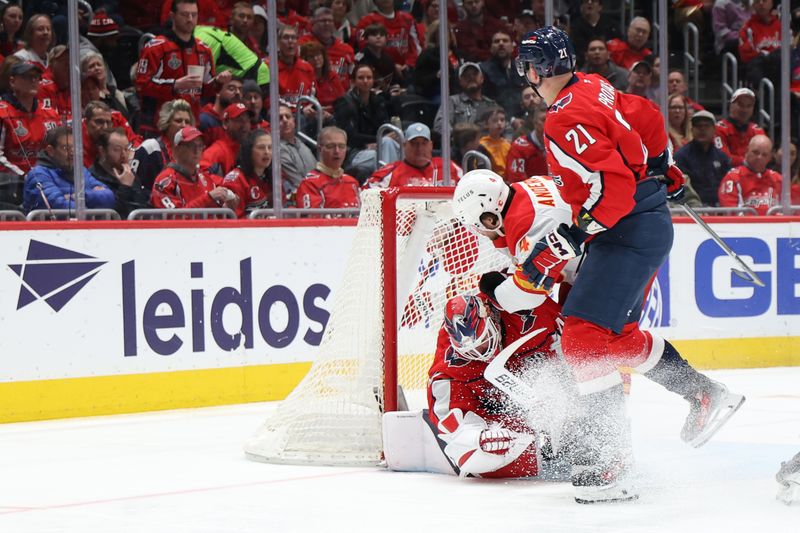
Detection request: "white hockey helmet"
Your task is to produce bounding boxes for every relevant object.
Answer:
[452,169,511,235]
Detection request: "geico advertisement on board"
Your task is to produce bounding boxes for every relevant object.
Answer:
[0,226,355,381]
[666,222,799,340]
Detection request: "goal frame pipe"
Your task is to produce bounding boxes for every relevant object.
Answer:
[380,186,455,413]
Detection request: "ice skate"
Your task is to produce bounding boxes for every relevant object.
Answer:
[776,452,800,506]
[572,463,639,504]
[681,382,745,448]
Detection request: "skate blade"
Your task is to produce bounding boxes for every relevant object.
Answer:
[688,393,746,448]
[777,481,800,506]
[575,493,639,505]
[574,483,639,504]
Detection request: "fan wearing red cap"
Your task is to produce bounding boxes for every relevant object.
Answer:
[151,126,238,210]
[714,88,766,167]
[199,102,252,176]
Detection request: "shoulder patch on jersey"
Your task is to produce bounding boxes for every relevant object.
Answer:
[549,93,573,113]
[223,170,239,182]
[138,138,162,155]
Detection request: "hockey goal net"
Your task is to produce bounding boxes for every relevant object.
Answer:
[244,187,512,465]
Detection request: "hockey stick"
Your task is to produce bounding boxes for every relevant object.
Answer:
[680,203,765,287]
[483,328,546,403]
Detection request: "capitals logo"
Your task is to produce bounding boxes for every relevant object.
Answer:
[549,93,573,113]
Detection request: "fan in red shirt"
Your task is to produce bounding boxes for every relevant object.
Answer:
[300,7,355,90]
[606,16,652,69]
[277,0,313,39]
[199,77,243,146]
[81,101,142,170]
[718,134,782,215]
[38,45,70,122]
[355,0,424,68]
[505,106,548,183]
[295,127,360,211]
[715,88,766,167]
[299,42,345,119]
[266,25,316,109]
[241,80,270,131]
[223,128,280,217]
[200,102,253,176]
[367,123,462,188]
[151,126,238,210]
[738,0,781,87]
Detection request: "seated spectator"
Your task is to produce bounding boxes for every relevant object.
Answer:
[300,42,344,121]
[23,126,114,212]
[579,38,628,92]
[739,0,780,90]
[277,0,313,39]
[570,0,621,67]
[89,128,150,218]
[13,14,52,70]
[229,2,258,53]
[199,76,243,146]
[300,7,355,90]
[278,103,317,194]
[367,122,463,187]
[38,45,69,121]
[200,102,252,176]
[355,0,424,70]
[319,0,354,44]
[506,105,548,183]
[241,80,270,131]
[413,20,458,103]
[267,24,316,107]
[625,60,657,103]
[510,86,543,135]
[151,126,237,210]
[0,61,60,177]
[772,139,798,176]
[453,0,508,63]
[82,100,142,170]
[333,64,398,183]
[675,110,731,206]
[607,16,652,70]
[296,126,360,210]
[433,63,498,137]
[84,11,124,91]
[713,0,749,56]
[452,123,485,171]
[0,3,24,58]
[80,52,128,118]
[159,0,232,29]
[131,99,195,191]
[512,9,540,42]
[223,128,278,217]
[480,31,526,120]
[477,106,511,178]
[718,134,782,215]
[667,93,692,150]
[715,88,765,167]
[250,5,268,56]
[354,23,401,90]
[666,69,704,112]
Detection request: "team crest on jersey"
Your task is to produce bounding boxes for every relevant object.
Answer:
[13,121,28,138]
[443,345,470,368]
[515,312,538,335]
[168,53,182,70]
[550,93,573,113]
[250,186,260,200]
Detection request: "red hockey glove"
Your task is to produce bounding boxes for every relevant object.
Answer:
[663,163,686,203]
[521,225,582,290]
[480,429,514,455]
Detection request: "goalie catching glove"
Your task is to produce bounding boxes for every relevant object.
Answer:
[521,223,583,290]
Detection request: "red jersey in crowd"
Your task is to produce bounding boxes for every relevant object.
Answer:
[606,38,652,70]
[199,103,225,146]
[279,9,313,40]
[715,119,765,167]
[792,182,800,205]
[314,70,346,112]
[299,34,355,89]
[355,10,424,67]
[200,135,239,176]
[427,296,563,478]
[366,158,463,188]
[266,56,316,106]
[738,12,781,64]
[718,164,782,215]
[505,133,548,184]
[82,111,143,169]
[222,167,277,217]
[295,167,360,209]
[0,96,60,176]
[151,163,222,209]
[37,78,70,123]
[135,31,217,124]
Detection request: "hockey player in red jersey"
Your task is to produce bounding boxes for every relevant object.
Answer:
[452,27,745,504]
[718,134,782,215]
[427,293,574,478]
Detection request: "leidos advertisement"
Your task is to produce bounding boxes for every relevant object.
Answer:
[0,226,354,382]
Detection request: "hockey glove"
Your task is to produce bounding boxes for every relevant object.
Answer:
[662,163,686,203]
[480,429,514,455]
[521,226,581,291]
[479,271,507,302]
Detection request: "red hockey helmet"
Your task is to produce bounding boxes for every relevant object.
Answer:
[443,295,501,362]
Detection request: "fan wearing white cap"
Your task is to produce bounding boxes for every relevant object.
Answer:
[366,122,464,188]
[715,88,766,167]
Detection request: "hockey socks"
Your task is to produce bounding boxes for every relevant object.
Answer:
[643,340,714,400]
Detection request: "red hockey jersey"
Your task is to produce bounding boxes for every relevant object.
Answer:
[265,56,317,106]
[295,168,360,209]
[151,164,222,209]
[542,73,664,231]
[366,158,462,188]
[718,164,782,215]
[427,296,563,478]
[37,78,70,123]
[82,111,143,169]
[222,167,277,217]
[606,38,652,70]
[355,11,424,67]
[0,97,60,176]
[278,10,313,40]
[135,33,217,123]
[299,34,355,90]
[738,13,781,64]
[505,133,548,184]
[200,135,240,176]
[715,119,765,167]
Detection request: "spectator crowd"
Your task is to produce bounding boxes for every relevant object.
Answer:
[0,0,798,219]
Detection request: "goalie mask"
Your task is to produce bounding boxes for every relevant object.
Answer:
[452,169,510,237]
[516,26,576,91]
[444,295,501,362]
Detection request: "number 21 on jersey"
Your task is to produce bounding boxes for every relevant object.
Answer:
[565,124,596,154]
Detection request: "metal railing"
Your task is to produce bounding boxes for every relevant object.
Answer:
[128,208,237,220]
[0,210,24,221]
[376,123,405,167]
[721,52,738,117]
[462,150,492,171]
[26,209,121,221]
[295,95,324,149]
[766,205,800,215]
[669,206,758,216]
[758,78,775,141]
[683,22,700,103]
[620,0,634,36]
[249,207,361,219]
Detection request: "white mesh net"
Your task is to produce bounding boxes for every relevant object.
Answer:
[244,189,511,465]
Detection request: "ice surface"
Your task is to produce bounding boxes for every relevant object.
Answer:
[0,368,798,532]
